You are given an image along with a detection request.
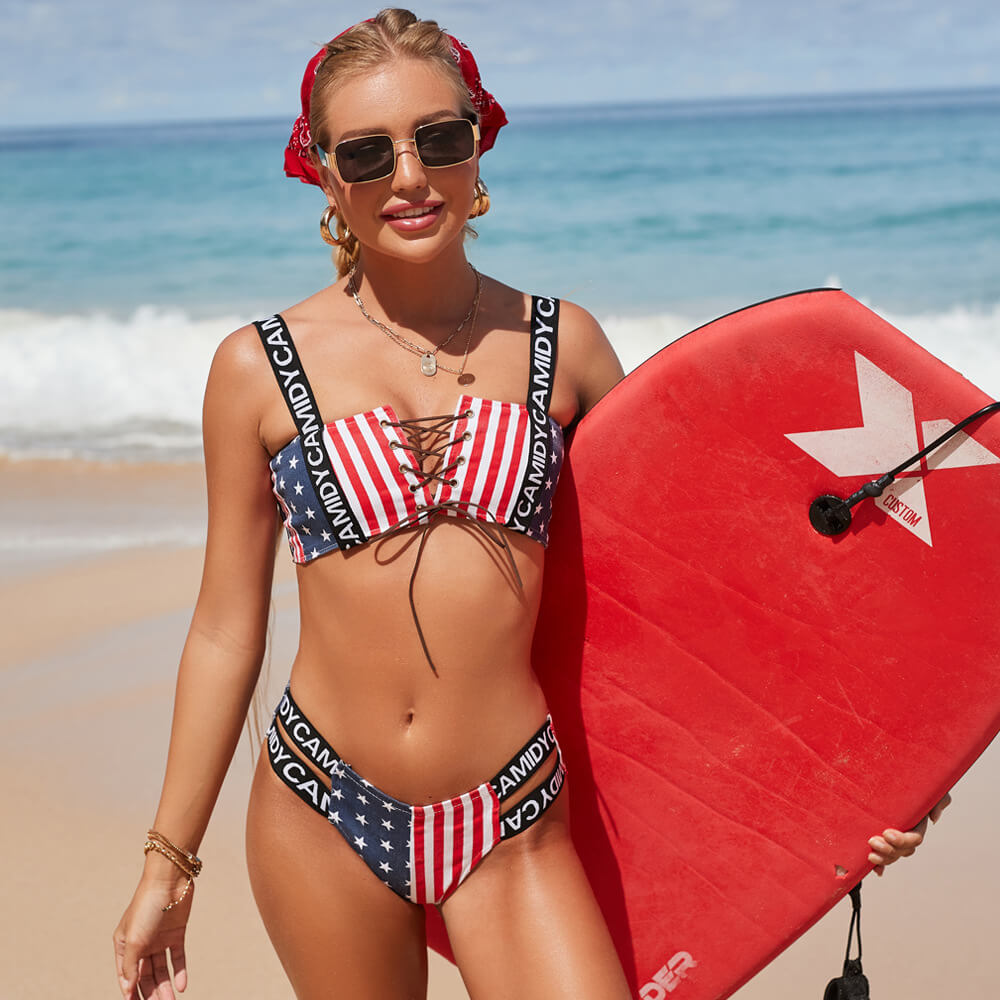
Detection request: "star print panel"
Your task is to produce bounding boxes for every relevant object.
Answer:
[267,436,330,563]
[328,757,501,904]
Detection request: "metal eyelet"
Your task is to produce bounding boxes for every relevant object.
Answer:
[380,419,390,428]
[457,456,466,465]
[463,431,472,441]
[389,441,398,449]
[449,479,459,487]
[409,485,418,493]
[464,409,473,419]
[399,464,409,474]
[415,503,426,511]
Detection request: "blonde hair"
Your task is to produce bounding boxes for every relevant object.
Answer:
[309,8,479,276]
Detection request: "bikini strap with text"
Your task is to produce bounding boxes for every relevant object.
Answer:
[254,314,366,550]
[508,296,559,526]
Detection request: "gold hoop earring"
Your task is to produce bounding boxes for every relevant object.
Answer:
[320,205,351,247]
[469,177,490,219]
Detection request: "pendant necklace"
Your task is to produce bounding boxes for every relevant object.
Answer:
[348,266,482,377]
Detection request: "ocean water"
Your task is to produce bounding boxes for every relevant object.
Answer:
[2,88,999,464]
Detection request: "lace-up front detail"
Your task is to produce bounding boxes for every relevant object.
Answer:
[382,409,472,502]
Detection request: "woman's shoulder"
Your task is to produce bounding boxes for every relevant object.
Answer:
[205,322,272,403]
[551,299,623,418]
[550,297,611,354]
[211,284,344,380]
[482,278,605,340]
[484,277,623,420]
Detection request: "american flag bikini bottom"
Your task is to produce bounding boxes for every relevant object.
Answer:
[267,686,567,905]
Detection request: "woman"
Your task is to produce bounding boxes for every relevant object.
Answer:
[113,10,937,999]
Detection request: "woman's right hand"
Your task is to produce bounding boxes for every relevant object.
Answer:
[113,856,193,999]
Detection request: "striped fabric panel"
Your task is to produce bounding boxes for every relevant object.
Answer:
[409,782,500,904]
[324,405,425,538]
[437,396,532,522]
[488,405,532,524]
[355,408,421,525]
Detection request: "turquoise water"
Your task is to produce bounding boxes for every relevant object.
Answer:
[2,88,999,460]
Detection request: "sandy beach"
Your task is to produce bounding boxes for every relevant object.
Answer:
[2,458,997,999]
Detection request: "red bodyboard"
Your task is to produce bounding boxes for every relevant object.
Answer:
[430,289,1000,999]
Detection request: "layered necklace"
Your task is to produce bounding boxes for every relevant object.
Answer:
[348,266,482,377]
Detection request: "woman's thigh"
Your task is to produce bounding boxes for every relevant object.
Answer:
[440,791,630,1000]
[246,757,428,1000]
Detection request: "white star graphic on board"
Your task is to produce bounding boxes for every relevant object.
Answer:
[380,839,392,852]
[305,507,315,520]
[381,819,393,831]
[379,861,392,874]
[331,788,343,800]
[330,811,341,824]
[294,482,304,496]
[357,793,369,805]
[354,835,367,850]
[356,814,367,826]
[381,800,394,811]
[786,352,1000,546]
[321,530,332,542]
[289,455,299,469]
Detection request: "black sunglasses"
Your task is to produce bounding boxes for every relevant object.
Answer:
[316,118,480,184]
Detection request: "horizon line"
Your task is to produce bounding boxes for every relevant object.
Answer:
[4,82,999,133]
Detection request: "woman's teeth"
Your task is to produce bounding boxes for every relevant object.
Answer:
[391,206,433,218]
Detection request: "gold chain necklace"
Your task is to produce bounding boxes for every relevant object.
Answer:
[348,266,482,377]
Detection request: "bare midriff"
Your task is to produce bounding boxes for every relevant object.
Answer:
[286,518,549,805]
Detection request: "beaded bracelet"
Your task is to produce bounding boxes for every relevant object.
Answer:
[144,829,203,911]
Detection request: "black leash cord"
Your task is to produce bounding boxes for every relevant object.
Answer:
[809,400,1000,536]
[823,883,870,1000]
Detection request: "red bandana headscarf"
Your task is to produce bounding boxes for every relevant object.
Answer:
[284,24,508,187]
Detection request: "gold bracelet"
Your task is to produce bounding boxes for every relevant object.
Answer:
[161,877,194,912]
[145,829,203,877]
[144,839,197,879]
[143,830,202,913]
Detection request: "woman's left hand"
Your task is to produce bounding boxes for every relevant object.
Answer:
[867,792,952,876]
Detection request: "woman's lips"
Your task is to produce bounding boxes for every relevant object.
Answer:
[381,202,443,231]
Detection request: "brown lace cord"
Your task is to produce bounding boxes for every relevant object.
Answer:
[381,410,469,493]
[379,410,524,674]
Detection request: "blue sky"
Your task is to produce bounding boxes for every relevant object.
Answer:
[3,0,999,126]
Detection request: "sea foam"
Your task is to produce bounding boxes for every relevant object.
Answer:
[2,301,997,462]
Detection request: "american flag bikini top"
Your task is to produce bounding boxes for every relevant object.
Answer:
[255,296,564,565]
